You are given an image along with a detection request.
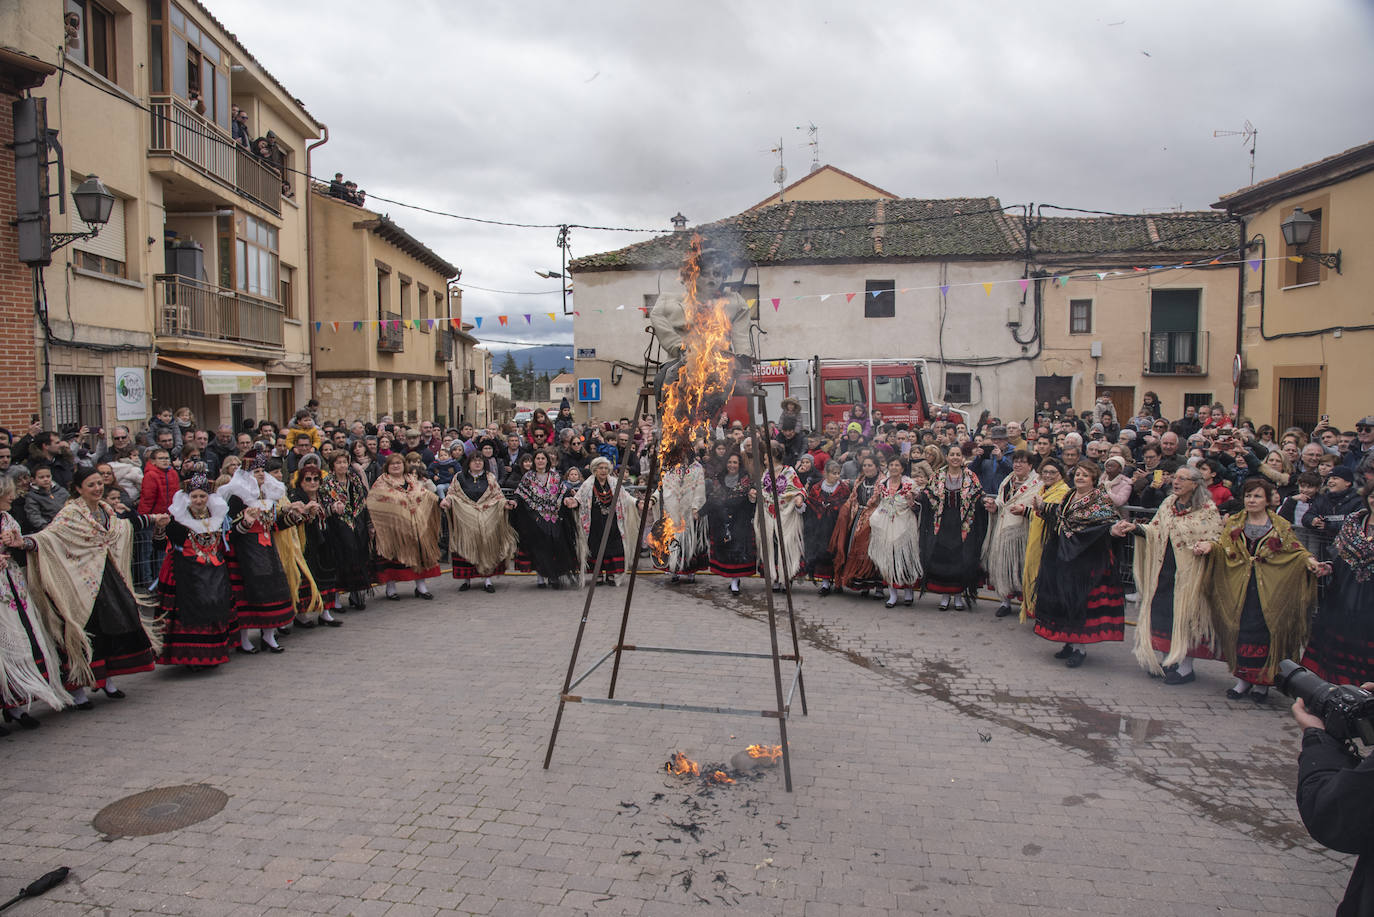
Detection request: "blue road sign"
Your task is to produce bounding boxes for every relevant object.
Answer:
[577,378,601,402]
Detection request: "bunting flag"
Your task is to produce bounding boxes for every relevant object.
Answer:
[981,282,993,296]
[498,316,508,326]
[616,304,625,310]
[330,321,338,332]
[638,306,650,315]
[939,285,949,296]
[523,314,531,324]
[1249,260,1261,271]
[1057,275,1069,287]
[1096,272,1108,280]
[573,310,581,316]
[746,299,757,308]
[771,298,781,310]
[1017,278,1029,293]
[1287,255,1303,263]
[473,316,482,329]
[547,313,556,322]
[353,321,362,331]
[313,321,321,331]
[819,294,830,301]
[845,292,856,303]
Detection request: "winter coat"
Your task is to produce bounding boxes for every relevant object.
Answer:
[138,463,181,515]
[24,484,69,531]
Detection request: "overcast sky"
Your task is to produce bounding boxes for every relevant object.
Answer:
[218,0,1373,349]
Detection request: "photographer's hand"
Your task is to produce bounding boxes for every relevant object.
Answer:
[1291,698,1324,732]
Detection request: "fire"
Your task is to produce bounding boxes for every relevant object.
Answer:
[649,233,739,566]
[710,770,735,784]
[745,744,783,763]
[667,752,700,776]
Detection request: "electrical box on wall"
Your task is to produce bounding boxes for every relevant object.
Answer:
[1089,341,1103,358]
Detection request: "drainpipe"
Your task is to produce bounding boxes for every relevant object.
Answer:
[305,124,329,401]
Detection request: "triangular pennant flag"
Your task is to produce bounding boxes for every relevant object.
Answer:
[1288,255,1303,263]
[616,304,625,310]
[352,321,362,331]
[427,318,436,329]
[1017,278,1029,293]
[819,294,831,302]
[330,321,338,332]
[1208,258,1221,265]
[939,285,949,296]
[1057,275,1069,287]
[746,299,757,308]
[1248,260,1261,271]
[450,318,459,329]
[573,310,581,316]
[474,316,482,329]
[547,313,556,322]
[845,293,857,303]
[498,315,508,326]
[313,321,321,331]
[770,298,780,310]
[1096,272,1108,280]
[981,282,993,297]
[523,314,531,324]
[869,289,881,298]
[638,306,649,315]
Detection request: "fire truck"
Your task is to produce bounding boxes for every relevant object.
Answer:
[722,357,968,430]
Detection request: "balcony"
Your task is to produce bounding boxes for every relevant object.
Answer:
[378,312,405,353]
[435,328,454,362]
[1142,330,1208,376]
[149,95,281,214]
[155,275,284,349]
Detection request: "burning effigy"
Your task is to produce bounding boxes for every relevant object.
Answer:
[646,233,752,566]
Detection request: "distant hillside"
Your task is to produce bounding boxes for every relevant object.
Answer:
[487,344,574,378]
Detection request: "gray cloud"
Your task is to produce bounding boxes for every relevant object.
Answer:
[217,0,1374,349]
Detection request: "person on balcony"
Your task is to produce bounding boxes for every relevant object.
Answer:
[231,108,250,148]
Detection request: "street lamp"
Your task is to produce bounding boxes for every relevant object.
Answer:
[1279,208,1341,274]
[49,175,116,252]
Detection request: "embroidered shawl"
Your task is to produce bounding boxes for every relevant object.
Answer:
[653,463,708,560]
[925,469,983,540]
[1131,494,1223,674]
[0,513,70,711]
[575,475,642,578]
[1333,509,1373,581]
[27,499,158,686]
[443,473,517,574]
[515,470,566,524]
[1058,486,1118,536]
[366,473,442,572]
[323,468,368,525]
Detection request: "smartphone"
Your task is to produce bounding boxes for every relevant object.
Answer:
[1320,414,1330,424]
[1153,470,1164,486]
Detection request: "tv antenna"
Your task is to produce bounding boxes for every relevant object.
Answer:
[769,138,787,200]
[1213,120,1257,185]
[796,122,819,172]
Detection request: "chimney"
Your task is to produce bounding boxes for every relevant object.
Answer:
[670,212,687,233]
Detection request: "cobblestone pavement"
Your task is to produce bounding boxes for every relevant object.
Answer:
[0,571,1352,917]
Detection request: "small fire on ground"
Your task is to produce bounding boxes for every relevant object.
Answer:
[665,744,785,785]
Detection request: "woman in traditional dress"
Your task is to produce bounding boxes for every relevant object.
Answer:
[1021,458,1068,623]
[324,452,372,610]
[288,466,337,626]
[441,451,517,594]
[511,449,580,589]
[981,449,1038,618]
[868,456,923,608]
[829,455,883,597]
[155,470,235,667]
[0,475,69,731]
[651,459,707,585]
[1030,460,1125,668]
[572,456,641,587]
[1115,465,1222,685]
[219,453,300,654]
[366,452,443,600]
[1196,476,1324,702]
[350,438,379,486]
[755,442,806,591]
[803,461,850,596]
[9,467,163,704]
[1302,483,1374,686]
[705,452,757,595]
[918,444,988,611]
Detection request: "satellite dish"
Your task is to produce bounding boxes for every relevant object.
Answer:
[773,165,787,185]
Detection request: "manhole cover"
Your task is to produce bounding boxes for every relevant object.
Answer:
[92,784,228,837]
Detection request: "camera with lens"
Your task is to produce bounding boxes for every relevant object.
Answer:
[1276,660,1374,746]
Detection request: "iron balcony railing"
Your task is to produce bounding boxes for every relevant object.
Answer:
[1142,329,1209,376]
[378,312,405,353]
[149,95,282,214]
[155,274,284,348]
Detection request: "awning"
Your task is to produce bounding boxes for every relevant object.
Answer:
[158,356,267,395]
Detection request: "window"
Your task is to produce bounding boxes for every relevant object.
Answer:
[375,263,392,314]
[279,264,295,319]
[864,280,895,318]
[71,180,126,278]
[738,283,760,320]
[399,276,412,319]
[65,0,116,81]
[417,283,430,331]
[1148,289,1201,374]
[55,374,103,430]
[1289,208,1323,286]
[823,378,862,405]
[943,372,972,403]
[433,290,444,326]
[233,213,278,299]
[1277,377,1321,433]
[166,3,229,131]
[642,293,659,312]
[1183,393,1212,414]
[873,375,916,404]
[1069,299,1092,334]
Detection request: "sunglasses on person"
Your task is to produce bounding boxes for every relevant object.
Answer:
[301,475,320,482]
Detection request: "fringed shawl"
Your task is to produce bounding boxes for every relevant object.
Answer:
[982,471,1038,597]
[1131,495,1223,675]
[27,499,158,687]
[756,466,806,579]
[867,475,922,585]
[654,463,709,565]
[1021,479,1069,622]
[277,496,321,615]
[366,473,442,572]
[1059,486,1118,536]
[924,470,983,539]
[0,513,70,711]
[515,470,566,524]
[1205,511,1317,682]
[444,473,518,575]
[575,475,641,583]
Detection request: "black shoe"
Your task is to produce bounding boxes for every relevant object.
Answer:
[102,688,126,700]
[1054,643,1075,660]
[1251,689,1269,705]
[277,625,292,636]
[1163,669,1195,685]
[483,583,496,594]
[236,644,259,655]
[385,593,402,601]
[75,700,95,710]
[818,585,831,597]
[1065,649,1087,668]
[15,712,39,730]
[884,599,897,608]
[670,574,680,585]
[321,617,343,627]
[348,591,363,609]
[294,617,317,629]
[903,598,914,607]
[995,604,1013,618]
[458,581,471,592]
[604,576,616,587]
[729,584,741,596]
[267,643,286,654]
[414,589,433,600]
[1225,686,1251,700]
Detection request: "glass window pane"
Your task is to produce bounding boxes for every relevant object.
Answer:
[200,37,218,62]
[170,4,184,30]
[171,34,187,97]
[150,24,164,92]
[236,240,246,290]
[214,70,228,128]
[185,21,199,45]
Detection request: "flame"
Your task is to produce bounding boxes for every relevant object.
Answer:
[648,233,739,567]
[667,752,700,776]
[745,744,783,763]
[710,770,735,784]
